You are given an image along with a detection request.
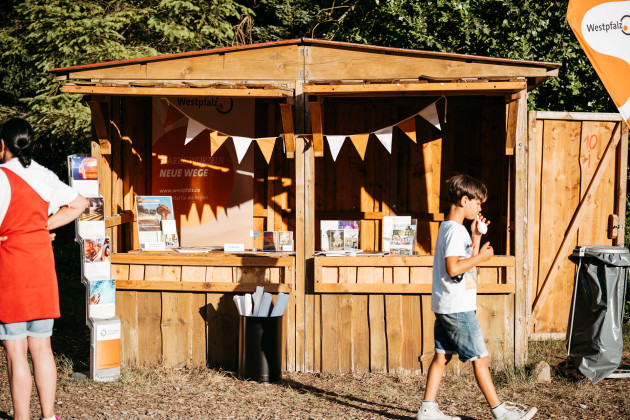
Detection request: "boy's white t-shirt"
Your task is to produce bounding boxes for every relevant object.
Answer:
[431,220,477,314]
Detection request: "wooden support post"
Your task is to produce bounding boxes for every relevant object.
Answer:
[525,110,537,343]
[87,100,111,154]
[514,88,528,366]
[309,97,324,157]
[614,123,628,246]
[531,122,622,322]
[280,103,296,158]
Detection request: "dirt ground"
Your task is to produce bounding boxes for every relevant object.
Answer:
[1,328,629,420]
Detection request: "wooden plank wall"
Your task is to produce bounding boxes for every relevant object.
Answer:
[531,113,627,333]
[113,256,295,369]
[314,96,509,256]
[309,257,515,373]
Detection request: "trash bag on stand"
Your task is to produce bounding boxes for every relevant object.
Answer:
[567,246,629,384]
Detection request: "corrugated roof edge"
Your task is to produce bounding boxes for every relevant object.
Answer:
[50,38,561,73]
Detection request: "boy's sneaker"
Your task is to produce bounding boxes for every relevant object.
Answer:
[491,402,537,420]
[416,401,461,420]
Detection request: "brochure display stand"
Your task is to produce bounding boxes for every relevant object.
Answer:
[68,155,120,382]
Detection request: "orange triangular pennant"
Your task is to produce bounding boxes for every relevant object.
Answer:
[163,105,184,129]
[349,133,370,160]
[396,116,417,143]
[210,131,229,156]
[256,137,277,164]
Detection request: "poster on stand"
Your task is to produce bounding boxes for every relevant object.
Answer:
[86,279,116,319]
[76,196,105,238]
[81,236,111,280]
[135,196,178,250]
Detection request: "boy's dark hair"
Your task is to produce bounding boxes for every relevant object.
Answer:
[0,117,34,168]
[445,174,487,204]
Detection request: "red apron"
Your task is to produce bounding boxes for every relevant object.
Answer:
[0,167,59,323]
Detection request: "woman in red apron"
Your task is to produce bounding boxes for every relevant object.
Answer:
[0,118,88,420]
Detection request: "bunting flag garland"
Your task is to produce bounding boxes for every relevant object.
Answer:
[256,137,277,164]
[185,118,207,145]
[349,133,370,159]
[210,131,229,156]
[396,116,417,143]
[232,136,253,164]
[326,135,347,161]
[373,126,393,153]
[165,97,445,164]
[419,101,442,130]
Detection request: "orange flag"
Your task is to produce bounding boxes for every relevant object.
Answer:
[256,137,277,164]
[349,133,370,159]
[210,131,229,156]
[567,0,630,126]
[396,116,417,143]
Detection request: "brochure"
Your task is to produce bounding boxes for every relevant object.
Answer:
[320,220,360,251]
[76,196,106,238]
[389,223,417,256]
[81,236,111,279]
[278,231,294,252]
[263,231,278,251]
[135,196,178,250]
[68,155,100,197]
[382,216,411,252]
[86,278,116,319]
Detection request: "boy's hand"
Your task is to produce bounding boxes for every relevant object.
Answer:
[479,241,494,262]
[472,215,490,236]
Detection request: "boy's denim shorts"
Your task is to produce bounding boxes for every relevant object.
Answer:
[0,319,54,341]
[434,311,488,362]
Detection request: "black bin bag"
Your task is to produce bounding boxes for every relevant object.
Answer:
[567,245,629,384]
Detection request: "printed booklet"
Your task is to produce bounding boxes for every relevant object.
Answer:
[263,231,278,251]
[320,220,360,251]
[135,196,179,250]
[81,236,111,280]
[389,223,417,255]
[382,216,411,253]
[278,231,294,252]
[76,196,105,238]
[68,155,100,198]
[86,278,116,319]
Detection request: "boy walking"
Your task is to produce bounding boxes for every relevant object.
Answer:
[417,174,537,420]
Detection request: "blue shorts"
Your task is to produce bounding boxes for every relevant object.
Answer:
[434,311,488,362]
[0,319,54,341]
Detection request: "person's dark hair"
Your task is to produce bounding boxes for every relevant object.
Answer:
[446,174,487,205]
[0,117,34,168]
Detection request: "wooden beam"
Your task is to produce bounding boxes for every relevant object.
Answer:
[525,111,537,339]
[514,88,528,366]
[280,103,296,158]
[533,111,625,122]
[116,280,291,293]
[314,283,515,295]
[309,98,324,157]
[111,253,295,267]
[614,123,628,246]
[104,211,135,228]
[303,81,527,95]
[62,84,293,97]
[315,255,515,267]
[87,100,111,154]
[531,122,622,321]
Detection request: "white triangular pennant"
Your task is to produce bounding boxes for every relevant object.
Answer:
[418,102,441,131]
[185,118,206,145]
[374,126,393,153]
[326,135,346,161]
[232,136,253,164]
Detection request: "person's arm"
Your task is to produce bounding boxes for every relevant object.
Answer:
[47,194,89,231]
[445,242,494,277]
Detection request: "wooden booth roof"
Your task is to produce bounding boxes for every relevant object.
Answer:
[50,38,561,97]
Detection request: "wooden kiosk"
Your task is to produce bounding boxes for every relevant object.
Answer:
[51,39,627,373]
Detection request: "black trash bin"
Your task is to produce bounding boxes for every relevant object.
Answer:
[567,245,629,384]
[238,315,282,383]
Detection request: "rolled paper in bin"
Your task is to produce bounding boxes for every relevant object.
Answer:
[238,315,282,383]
